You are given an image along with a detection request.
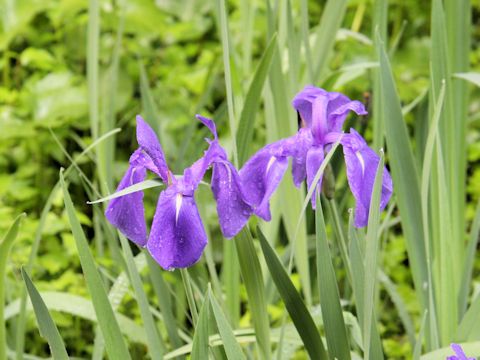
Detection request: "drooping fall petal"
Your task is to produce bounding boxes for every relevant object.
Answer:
[147,188,207,270]
[105,162,147,247]
[211,161,252,237]
[341,129,393,227]
[239,142,289,221]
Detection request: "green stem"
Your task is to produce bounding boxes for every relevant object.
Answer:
[180,269,199,325]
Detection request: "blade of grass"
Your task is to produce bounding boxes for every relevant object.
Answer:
[430,3,463,336]
[300,0,313,82]
[0,213,26,360]
[257,228,328,360]
[377,30,428,319]
[87,0,100,140]
[311,0,347,83]
[180,269,199,326]
[420,80,446,348]
[236,33,277,165]
[235,229,271,360]
[21,269,69,360]
[146,254,182,349]
[14,128,120,359]
[315,195,351,360]
[458,292,480,340]
[208,288,246,360]
[362,151,384,359]
[98,9,124,194]
[87,179,163,204]
[214,0,238,164]
[5,291,147,344]
[61,170,131,359]
[191,290,210,360]
[347,213,384,358]
[378,270,415,347]
[118,234,164,358]
[459,196,480,315]
[372,0,387,150]
[413,311,428,360]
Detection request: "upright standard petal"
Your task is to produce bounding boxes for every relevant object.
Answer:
[292,85,367,134]
[195,114,218,140]
[239,142,289,221]
[147,188,207,270]
[341,129,393,227]
[135,115,170,181]
[211,161,252,238]
[105,164,147,246]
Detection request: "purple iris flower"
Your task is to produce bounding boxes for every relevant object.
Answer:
[240,85,392,227]
[105,115,251,270]
[447,343,476,360]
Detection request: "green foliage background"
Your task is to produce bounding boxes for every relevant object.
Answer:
[0,0,479,359]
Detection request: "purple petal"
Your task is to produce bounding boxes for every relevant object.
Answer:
[292,85,327,128]
[147,188,207,270]
[329,100,367,133]
[311,95,330,143]
[306,146,324,209]
[196,114,218,140]
[448,343,475,360]
[292,85,367,134]
[290,129,314,187]
[105,164,147,246]
[239,143,289,221]
[342,129,393,227]
[182,116,227,188]
[447,343,475,360]
[136,115,170,181]
[211,161,253,238]
[183,139,227,189]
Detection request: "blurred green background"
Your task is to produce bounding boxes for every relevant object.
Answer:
[1,0,479,358]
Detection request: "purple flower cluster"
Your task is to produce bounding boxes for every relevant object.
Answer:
[105,86,393,269]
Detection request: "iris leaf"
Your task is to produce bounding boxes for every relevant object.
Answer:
[257,227,327,360]
[21,269,69,360]
[61,170,131,359]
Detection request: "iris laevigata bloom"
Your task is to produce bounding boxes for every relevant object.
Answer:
[105,115,251,270]
[240,85,393,227]
[447,343,476,360]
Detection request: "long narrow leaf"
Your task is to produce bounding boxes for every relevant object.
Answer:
[377,31,428,311]
[362,151,385,359]
[118,234,164,358]
[315,196,351,360]
[236,33,277,165]
[60,171,131,359]
[235,229,271,359]
[0,213,26,360]
[257,228,327,360]
[208,288,246,360]
[191,291,210,360]
[21,269,69,360]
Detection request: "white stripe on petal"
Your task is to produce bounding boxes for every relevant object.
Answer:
[356,151,365,176]
[175,193,183,225]
[266,156,276,173]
